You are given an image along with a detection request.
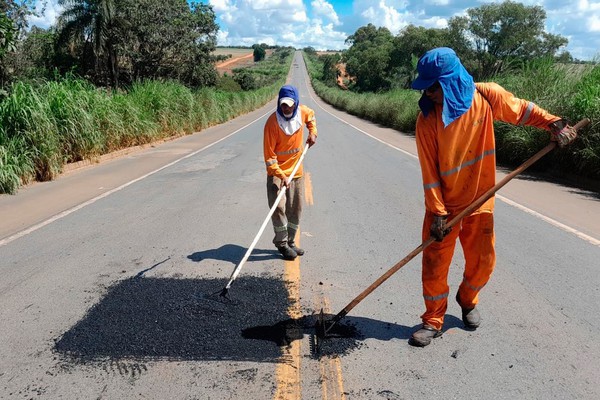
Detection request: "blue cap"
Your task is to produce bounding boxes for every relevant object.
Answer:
[411,47,461,90]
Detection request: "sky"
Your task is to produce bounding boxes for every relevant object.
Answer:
[28,0,600,61]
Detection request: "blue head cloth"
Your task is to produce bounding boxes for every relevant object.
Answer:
[411,47,475,127]
[277,85,300,120]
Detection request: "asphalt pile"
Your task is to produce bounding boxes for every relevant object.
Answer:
[55,275,363,363]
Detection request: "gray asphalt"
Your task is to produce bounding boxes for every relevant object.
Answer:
[1,51,599,399]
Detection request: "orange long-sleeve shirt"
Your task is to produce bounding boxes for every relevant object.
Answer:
[415,82,561,216]
[264,104,317,180]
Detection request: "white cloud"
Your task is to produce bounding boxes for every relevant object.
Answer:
[311,0,341,25]
[209,0,235,13]
[297,20,348,50]
[24,0,598,60]
[27,0,62,30]
[590,15,600,32]
[353,0,412,34]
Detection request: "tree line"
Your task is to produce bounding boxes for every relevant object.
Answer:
[302,1,599,183]
[312,1,589,93]
[0,0,296,194]
[0,0,220,89]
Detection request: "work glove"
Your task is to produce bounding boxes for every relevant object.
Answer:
[549,119,577,148]
[430,215,451,242]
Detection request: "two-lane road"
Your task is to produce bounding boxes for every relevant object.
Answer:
[1,51,599,399]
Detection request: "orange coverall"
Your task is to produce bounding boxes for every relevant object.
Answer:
[415,82,561,330]
[264,104,317,181]
[264,104,317,246]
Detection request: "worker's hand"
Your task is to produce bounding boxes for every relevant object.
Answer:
[306,134,317,147]
[272,176,286,190]
[430,215,451,242]
[549,119,577,147]
[280,176,290,189]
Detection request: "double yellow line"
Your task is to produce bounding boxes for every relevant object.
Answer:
[273,172,346,400]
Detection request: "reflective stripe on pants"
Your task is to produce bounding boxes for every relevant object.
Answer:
[267,175,304,247]
[420,211,496,330]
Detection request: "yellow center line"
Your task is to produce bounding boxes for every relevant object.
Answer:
[304,172,314,205]
[275,171,344,399]
[274,238,302,400]
[306,170,346,399]
[274,171,311,399]
[318,298,347,400]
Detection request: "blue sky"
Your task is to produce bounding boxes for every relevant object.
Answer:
[28,0,600,61]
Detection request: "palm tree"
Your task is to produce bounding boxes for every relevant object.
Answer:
[57,0,121,87]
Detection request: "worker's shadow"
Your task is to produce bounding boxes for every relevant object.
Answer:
[352,313,466,341]
[242,313,466,353]
[188,244,280,265]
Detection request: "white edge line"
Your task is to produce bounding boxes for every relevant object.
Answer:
[0,111,271,248]
[303,76,600,247]
[304,82,417,160]
[496,194,600,246]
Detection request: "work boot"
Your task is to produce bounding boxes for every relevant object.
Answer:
[277,244,297,261]
[456,292,481,330]
[288,242,304,256]
[408,325,442,347]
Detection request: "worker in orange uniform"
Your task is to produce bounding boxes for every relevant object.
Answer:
[409,47,577,347]
[264,85,317,261]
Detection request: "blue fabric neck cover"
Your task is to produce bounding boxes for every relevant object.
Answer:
[277,85,300,120]
[412,47,475,128]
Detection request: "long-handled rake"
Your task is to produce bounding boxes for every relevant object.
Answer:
[314,118,590,348]
[218,143,310,299]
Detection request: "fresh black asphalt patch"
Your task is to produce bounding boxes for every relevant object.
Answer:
[54,275,363,363]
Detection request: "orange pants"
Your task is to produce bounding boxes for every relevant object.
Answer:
[420,211,496,330]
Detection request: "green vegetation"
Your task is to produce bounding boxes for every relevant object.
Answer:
[339,1,575,93]
[304,26,600,180]
[1,0,598,193]
[0,48,292,194]
[0,0,294,194]
[253,44,266,62]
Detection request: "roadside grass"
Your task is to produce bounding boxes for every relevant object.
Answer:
[312,79,420,132]
[0,51,291,194]
[304,52,600,182]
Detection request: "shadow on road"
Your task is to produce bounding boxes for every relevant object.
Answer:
[188,244,280,265]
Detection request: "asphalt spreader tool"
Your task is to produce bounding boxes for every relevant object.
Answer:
[313,118,590,353]
[217,143,310,300]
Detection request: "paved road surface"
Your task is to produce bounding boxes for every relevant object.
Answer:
[1,51,599,399]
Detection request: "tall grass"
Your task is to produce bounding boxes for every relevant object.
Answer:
[494,60,600,176]
[0,69,286,194]
[0,81,63,184]
[305,52,600,183]
[312,79,420,132]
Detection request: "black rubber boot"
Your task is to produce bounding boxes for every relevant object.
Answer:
[288,242,304,256]
[277,244,297,261]
[456,292,481,330]
[409,325,442,347]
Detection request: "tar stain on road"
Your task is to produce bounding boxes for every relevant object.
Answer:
[55,276,288,362]
[54,276,363,363]
[241,313,364,358]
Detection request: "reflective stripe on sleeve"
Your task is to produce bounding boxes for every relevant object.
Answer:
[518,102,534,126]
[266,159,278,166]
